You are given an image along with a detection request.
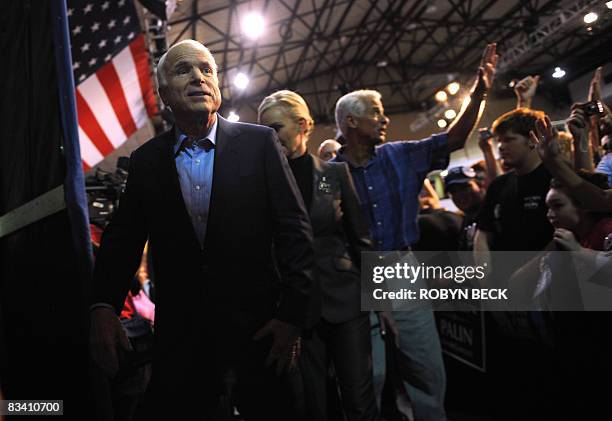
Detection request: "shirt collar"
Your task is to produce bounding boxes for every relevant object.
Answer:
[173,114,218,156]
[335,145,378,169]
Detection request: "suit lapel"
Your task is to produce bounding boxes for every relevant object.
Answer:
[148,127,201,251]
[145,115,241,256]
[202,115,240,251]
[148,127,185,207]
[310,155,330,221]
[213,115,240,166]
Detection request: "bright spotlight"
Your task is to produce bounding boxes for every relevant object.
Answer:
[227,111,240,122]
[437,119,448,128]
[234,72,249,90]
[435,91,448,102]
[584,12,598,24]
[447,82,460,95]
[444,109,457,120]
[552,67,566,79]
[242,12,265,39]
[607,1,612,9]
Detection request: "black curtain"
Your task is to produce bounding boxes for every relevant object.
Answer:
[0,1,89,418]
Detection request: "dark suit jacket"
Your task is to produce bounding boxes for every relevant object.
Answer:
[92,115,315,357]
[307,156,372,324]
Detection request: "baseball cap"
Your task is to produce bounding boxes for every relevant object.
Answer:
[444,166,476,189]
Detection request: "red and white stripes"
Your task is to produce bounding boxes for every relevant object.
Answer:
[76,34,157,171]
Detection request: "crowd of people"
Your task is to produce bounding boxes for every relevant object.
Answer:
[89,38,612,421]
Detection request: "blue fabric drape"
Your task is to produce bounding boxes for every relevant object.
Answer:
[50,0,93,284]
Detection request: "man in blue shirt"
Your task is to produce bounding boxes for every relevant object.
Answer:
[596,136,612,187]
[333,44,498,420]
[90,40,315,420]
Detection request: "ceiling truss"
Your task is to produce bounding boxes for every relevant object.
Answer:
[155,0,612,123]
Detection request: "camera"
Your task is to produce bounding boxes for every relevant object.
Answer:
[478,128,493,140]
[578,100,605,117]
[85,157,130,227]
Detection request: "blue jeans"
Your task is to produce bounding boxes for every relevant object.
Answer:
[370,309,446,421]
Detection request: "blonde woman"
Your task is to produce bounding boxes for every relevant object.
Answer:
[258,91,380,421]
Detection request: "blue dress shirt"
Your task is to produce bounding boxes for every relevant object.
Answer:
[333,133,448,251]
[173,116,218,246]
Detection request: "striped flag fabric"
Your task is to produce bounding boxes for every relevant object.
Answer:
[68,0,158,171]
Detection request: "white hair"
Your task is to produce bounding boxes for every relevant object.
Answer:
[156,40,217,90]
[334,90,382,137]
[317,139,341,154]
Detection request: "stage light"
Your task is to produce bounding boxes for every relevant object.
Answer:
[447,82,460,95]
[584,12,598,24]
[376,60,388,68]
[607,1,612,9]
[437,119,447,128]
[444,109,457,119]
[435,91,448,102]
[552,67,566,79]
[242,12,265,40]
[227,111,240,122]
[234,72,249,90]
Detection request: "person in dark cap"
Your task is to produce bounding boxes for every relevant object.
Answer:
[444,166,486,250]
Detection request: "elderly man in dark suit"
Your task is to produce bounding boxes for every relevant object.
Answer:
[89,39,315,420]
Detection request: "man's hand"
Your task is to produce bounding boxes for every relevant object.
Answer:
[600,114,612,137]
[515,75,539,108]
[553,228,582,251]
[447,42,498,152]
[90,307,132,378]
[253,319,301,375]
[478,128,494,150]
[567,104,590,148]
[472,43,499,97]
[377,311,400,347]
[588,66,612,134]
[530,115,559,163]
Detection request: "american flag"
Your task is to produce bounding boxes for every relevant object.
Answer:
[67,0,158,171]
